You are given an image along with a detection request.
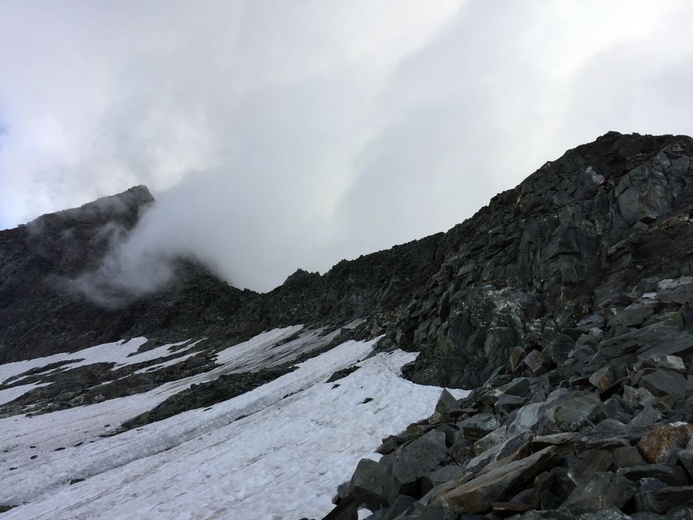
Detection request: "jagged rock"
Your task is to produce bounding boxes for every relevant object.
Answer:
[638,423,693,464]
[568,450,614,486]
[589,366,617,391]
[560,472,635,513]
[381,429,448,490]
[617,464,689,486]
[640,355,687,373]
[458,414,502,441]
[658,277,693,304]
[347,459,397,509]
[441,446,558,514]
[677,449,693,478]
[636,370,688,401]
[635,486,693,514]
[554,393,607,432]
[525,350,551,375]
[612,446,646,468]
[430,389,461,424]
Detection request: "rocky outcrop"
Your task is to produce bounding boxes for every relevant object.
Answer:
[0,185,256,363]
[327,315,693,519]
[391,132,693,388]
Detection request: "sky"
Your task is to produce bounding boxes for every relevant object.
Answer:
[1,1,692,292]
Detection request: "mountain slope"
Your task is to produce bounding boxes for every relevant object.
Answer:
[2,132,693,519]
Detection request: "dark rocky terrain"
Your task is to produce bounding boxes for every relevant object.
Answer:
[2,131,693,519]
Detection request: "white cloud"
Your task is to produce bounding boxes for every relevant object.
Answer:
[0,0,692,293]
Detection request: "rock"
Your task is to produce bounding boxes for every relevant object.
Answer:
[347,458,397,509]
[641,355,687,373]
[677,449,693,478]
[637,370,688,401]
[430,389,461,424]
[629,404,662,427]
[560,472,635,513]
[617,464,689,486]
[638,423,693,464]
[525,351,551,375]
[568,451,614,486]
[658,277,693,304]
[612,446,646,468]
[442,446,558,514]
[589,366,617,391]
[458,414,502,441]
[381,429,448,489]
[635,486,693,514]
[554,393,607,432]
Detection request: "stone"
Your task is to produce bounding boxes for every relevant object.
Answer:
[589,366,617,391]
[499,377,532,397]
[525,350,551,375]
[510,347,527,373]
[612,446,646,469]
[532,432,580,449]
[348,459,397,509]
[425,465,470,488]
[611,303,654,328]
[560,472,635,513]
[568,450,614,486]
[576,508,631,520]
[618,464,689,486]
[637,370,688,401]
[658,277,693,304]
[442,446,557,514]
[641,355,687,373]
[467,430,534,474]
[638,423,693,464]
[381,429,448,487]
[677,449,693,478]
[635,486,693,514]
[458,414,502,441]
[554,393,607,432]
[629,404,662,427]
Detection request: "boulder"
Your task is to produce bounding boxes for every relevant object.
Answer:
[442,446,557,514]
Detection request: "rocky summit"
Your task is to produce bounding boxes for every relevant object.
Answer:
[2,131,693,519]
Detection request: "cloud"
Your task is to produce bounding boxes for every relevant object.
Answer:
[1,1,693,294]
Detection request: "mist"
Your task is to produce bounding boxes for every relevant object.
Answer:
[2,1,693,294]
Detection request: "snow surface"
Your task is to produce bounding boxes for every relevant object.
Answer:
[0,328,468,519]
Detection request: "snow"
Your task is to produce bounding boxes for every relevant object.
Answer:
[0,328,469,519]
[0,337,192,387]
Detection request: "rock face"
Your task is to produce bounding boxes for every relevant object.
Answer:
[395,132,693,388]
[3,131,693,518]
[320,132,693,519]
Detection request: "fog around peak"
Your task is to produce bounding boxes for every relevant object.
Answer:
[1,1,693,292]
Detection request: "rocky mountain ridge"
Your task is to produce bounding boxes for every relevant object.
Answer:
[2,131,693,518]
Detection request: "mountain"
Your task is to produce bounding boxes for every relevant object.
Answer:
[2,131,693,519]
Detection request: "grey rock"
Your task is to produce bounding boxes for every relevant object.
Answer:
[554,393,607,432]
[637,370,688,401]
[442,446,557,514]
[636,486,693,514]
[347,459,397,509]
[612,446,646,468]
[381,429,448,487]
[560,472,635,513]
[617,464,689,486]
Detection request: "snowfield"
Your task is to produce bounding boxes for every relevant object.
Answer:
[0,328,468,519]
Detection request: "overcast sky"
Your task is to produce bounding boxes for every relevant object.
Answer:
[1,1,692,292]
